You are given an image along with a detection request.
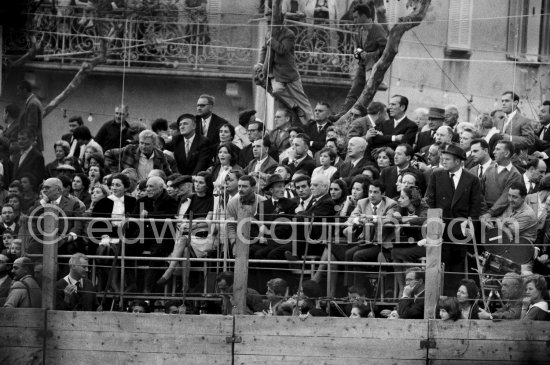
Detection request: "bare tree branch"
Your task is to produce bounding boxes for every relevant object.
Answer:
[43,39,108,117]
[336,0,431,125]
[5,33,45,69]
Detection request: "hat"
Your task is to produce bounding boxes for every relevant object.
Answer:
[55,164,76,171]
[440,143,466,160]
[263,174,286,191]
[428,107,445,120]
[172,175,193,187]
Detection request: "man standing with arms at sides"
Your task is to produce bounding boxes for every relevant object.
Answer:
[17,80,43,151]
[425,143,481,295]
[368,95,418,150]
[499,91,535,151]
[306,102,333,154]
[95,105,132,152]
[468,139,495,180]
[254,6,312,124]
[195,94,228,148]
[173,114,211,175]
[339,4,387,115]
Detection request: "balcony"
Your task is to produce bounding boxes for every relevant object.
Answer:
[4,5,356,85]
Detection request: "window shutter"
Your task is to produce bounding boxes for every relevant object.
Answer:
[507,0,524,58]
[385,0,408,28]
[525,0,542,61]
[447,0,473,50]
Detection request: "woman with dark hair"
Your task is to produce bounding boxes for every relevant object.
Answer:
[157,172,215,285]
[438,297,461,321]
[72,173,91,207]
[91,173,137,291]
[87,152,105,170]
[391,186,429,294]
[339,175,371,218]
[330,179,348,215]
[88,165,104,195]
[349,303,370,318]
[207,142,242,192]
[457,279,480,319]
[46,140,71,177]
[80,145,102,172]
[362,165,380,181]
[218,122,241,152]
[19,174,38,214]
[373,147,395,171]
[521,274,549,320]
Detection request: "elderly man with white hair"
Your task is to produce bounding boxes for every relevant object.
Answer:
[129,175,178,293]
[332,136,374,185]
[27,178,85,257]
[104,129,172,179]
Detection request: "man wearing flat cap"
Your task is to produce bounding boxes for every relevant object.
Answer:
[415,107,445,153]
[425,142,481,295]
[172,175,194,218]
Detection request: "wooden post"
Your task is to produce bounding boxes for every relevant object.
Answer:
[232,228,250,315]
[424,208,443,319]
[42,205,58,310]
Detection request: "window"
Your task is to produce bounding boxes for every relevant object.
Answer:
[446,0,473,51]
[541,0,550,59]
[506,0,545,61]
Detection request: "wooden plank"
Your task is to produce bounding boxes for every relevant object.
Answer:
[429,319,550,341]
[0,328,44,347]
[46,330,230,354]
[46,349,228,365]
[425,208,442,319]
[234,316,428,339]
[0,347,43,365]
[234,336,425,359]
[429,338,550,362]
[234,356,425,365]
[0,308,45,328]
[47,311,232,335]
[429,360,546,365]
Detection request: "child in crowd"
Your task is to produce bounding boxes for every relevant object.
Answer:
[9,239,22,260]
[438,296,461,321]
[311,148,337,180]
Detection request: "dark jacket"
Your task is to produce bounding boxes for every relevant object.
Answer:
[55,277,98,311]
[259,26,300,83]
[104,144,172,177]
[173,134,211,175]
[371,117,419,150]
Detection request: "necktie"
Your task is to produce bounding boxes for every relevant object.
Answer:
[202,120,208,136]
[449,173,455,192]
[318,125,322,133]
[529,182,534,194]
[541,127,547,140]
[478,165,483,179]
[185,139,191,155]
[294,160,299,167]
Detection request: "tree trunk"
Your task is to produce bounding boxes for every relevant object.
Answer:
[336,0,431,125]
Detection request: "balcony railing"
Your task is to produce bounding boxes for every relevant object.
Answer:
[4,6,357,82]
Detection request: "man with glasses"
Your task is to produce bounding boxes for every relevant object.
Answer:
[239,121,265,168]
[3,257,41,308]
[95,104,131,152]
[397,267,425,319]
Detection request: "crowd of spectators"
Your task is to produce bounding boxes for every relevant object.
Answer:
[0,83,548,320]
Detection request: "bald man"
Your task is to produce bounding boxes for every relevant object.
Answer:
[434,126,454,144]
[131,176,178,293]
[4,257,41,308]
[27,178,85,257]
[332,137,375,185]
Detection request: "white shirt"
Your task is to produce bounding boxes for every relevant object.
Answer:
[64,274,83,288]
[449,168,463,189]
[478,160,493,177]
[254,156,269,173]
[367,115,376,128]
[502,110,517,133]
[484,127,500,143]
[523,173,534,192]
[109,194,125,226]
[393,115,406,128]
[497,162,514,174]
[184,134,195,155]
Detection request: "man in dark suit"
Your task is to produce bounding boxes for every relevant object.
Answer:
[332,137,374,186]
[415,107,445,153]
[61,115,85,158]
[11,128,46,183]
[56,253,99,311]
[0,204,19,237]
[379,143,416,199]
[522,158,546,194]
[281,133,316,176]
[305,102,333,153]
[0,254,13,306]
[267,175,334,260]
[240,121,264,168]
[173,113,211,175]
[2,104,20,147]
[425,143,481,295]
[244,137,278,176]
[467,138,495,180]
[459,126,480,169]
[195,94,228,148]
[368,95,418,150]
[17,80,43,151]
[532,100,550,158]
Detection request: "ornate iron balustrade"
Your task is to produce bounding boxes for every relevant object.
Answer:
[4,6,356,81]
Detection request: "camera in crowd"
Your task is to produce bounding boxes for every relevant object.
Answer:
[353,48,363,60]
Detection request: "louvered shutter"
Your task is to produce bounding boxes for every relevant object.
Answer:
[447,0,473,50]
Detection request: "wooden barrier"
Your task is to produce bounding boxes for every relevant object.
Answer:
[2,309,550,364]
[233,316,428,364]
[0,308,44,365]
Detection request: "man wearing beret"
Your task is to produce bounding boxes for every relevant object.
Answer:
[415,107,445,153]
[425,143,481,295]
